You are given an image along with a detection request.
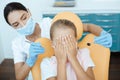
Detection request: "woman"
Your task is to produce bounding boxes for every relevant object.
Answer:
[4,2,112,80]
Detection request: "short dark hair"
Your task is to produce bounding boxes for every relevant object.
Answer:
[50,19,77,40]
[4,2,27,25]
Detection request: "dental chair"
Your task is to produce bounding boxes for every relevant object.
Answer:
[31,12,110,80]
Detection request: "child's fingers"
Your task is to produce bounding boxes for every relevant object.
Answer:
[69,35,77,48]
[59,36,63,51]
[64,35,70,47]
[66,35,72,48]
[63,35,72,54]
[65,35,75,49]
[61,37,65,54]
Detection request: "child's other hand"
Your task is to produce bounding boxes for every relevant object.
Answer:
[63,35,77,61]
[54,36,67,64]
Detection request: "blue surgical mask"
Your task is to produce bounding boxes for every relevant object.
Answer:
[16,17,36,35]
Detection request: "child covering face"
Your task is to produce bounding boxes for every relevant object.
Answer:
[41,19,95,80]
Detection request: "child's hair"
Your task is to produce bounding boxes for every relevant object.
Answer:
[50,19,77,40]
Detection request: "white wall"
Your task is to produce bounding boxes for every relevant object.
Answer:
[0,33,4,64]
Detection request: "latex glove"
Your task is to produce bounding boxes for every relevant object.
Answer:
[94,30,112,48]
[26,42,45,67]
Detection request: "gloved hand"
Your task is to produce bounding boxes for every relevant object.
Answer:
[94,30,112,48]
[26,42,45,67]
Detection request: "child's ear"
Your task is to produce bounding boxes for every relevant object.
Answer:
[51,41,55,48]
[51,41,54,46]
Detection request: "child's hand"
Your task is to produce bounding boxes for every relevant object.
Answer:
[63,35,77,61]
[53,36,67,64]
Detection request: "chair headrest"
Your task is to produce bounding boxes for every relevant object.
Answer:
[52,12,83,40]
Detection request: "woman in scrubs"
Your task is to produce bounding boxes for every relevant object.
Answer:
[4,2,112,80]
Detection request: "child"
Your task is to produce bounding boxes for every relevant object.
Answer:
[41,19,95,80]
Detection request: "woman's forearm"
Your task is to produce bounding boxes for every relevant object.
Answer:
[83,23,102,36]
[15,62,31,80]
